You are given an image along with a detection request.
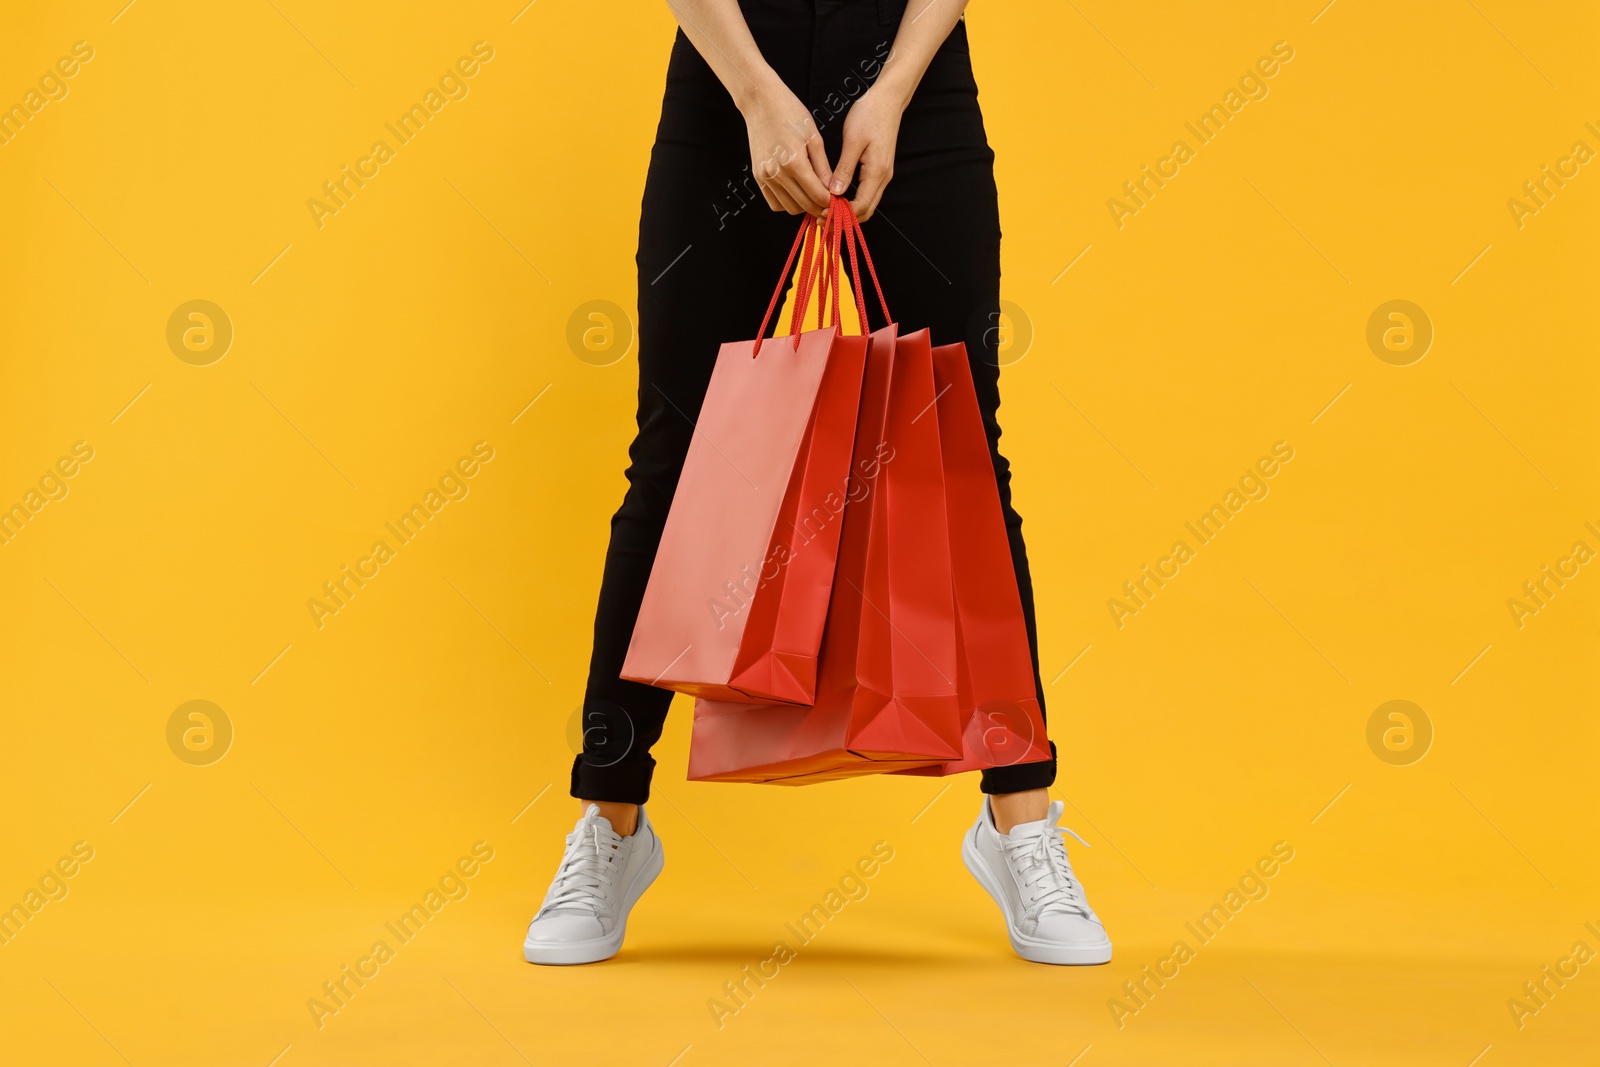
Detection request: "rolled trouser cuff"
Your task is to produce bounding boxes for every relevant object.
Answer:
[978,741,1057,795]
[570,751,657,806]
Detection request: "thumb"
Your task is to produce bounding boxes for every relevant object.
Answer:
[806,133,832,188]
[829,133,866,197]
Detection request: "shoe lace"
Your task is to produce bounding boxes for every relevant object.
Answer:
[540,819,622,915]
[1004,822,1091,919]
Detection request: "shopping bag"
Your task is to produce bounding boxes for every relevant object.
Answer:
[688,199,965,784]
[893,341,1051,777]
[621,214,869,705]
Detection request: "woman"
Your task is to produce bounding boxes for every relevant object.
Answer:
[524,0,1111,967]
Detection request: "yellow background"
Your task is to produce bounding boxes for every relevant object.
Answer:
[2,1,1596,1064]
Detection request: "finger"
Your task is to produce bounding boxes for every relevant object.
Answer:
[755,179,783,213]
[850,148,892,221]
[806,134,833,208]
[776,168,824,216]
[751,148,784,211]
[829,134,866,198]
[764,179,804,215]
[783,152,832,214]
[755,143,798,194]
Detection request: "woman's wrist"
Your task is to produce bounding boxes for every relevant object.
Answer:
[737,64,914,118]
[868,65,918,114]
[734,68,789,115]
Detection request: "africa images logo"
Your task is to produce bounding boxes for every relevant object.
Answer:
[306,441,495,629]
[305,42,495,230]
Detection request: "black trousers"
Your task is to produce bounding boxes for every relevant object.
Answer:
[571,0,1056,804]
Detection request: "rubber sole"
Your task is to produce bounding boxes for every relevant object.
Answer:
[961,829,1113,966]
[523,833,665,966]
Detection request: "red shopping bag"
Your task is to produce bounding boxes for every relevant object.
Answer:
[622,215,869,705]
[688,201,965,784]
[893,341,1051,777]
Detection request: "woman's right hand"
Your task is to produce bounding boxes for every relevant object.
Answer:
[738,79,833,216]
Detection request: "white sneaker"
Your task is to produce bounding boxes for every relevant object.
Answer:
[962,797,1113,965]
[523,803,664,965]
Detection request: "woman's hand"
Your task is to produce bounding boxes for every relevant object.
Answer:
[829,84,906,221]
[664,0,966,221]
[739,80,833,216]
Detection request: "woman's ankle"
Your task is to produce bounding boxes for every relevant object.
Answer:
[987,788,1049,834]
[579,799,639,836]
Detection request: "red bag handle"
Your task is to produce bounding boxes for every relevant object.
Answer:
[761,210,835,352]
[753,196,890,356]
[791,207,843,338]
[838,198,889,335]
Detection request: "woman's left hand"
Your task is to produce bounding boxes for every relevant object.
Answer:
[829,85,906,222]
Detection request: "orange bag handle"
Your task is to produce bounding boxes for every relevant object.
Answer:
[792,212,833,335]
[791,206,843,337]
[753,196,890,356]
